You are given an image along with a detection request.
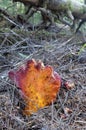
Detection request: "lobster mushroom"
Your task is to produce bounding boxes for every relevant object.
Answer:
[9,59,61,115]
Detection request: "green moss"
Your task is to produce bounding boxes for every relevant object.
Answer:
[78,43,86,54]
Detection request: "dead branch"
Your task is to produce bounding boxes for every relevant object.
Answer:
[12,0,86,32]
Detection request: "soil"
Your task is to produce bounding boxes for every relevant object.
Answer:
[0,23,86,130]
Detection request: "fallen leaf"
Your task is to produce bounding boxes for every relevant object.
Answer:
[64,80,75,90]
[64,107,73,116]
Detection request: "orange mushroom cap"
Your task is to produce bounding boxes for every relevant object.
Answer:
[9,59,61,115]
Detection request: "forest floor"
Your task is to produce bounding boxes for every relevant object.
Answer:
[0,23,86,130]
